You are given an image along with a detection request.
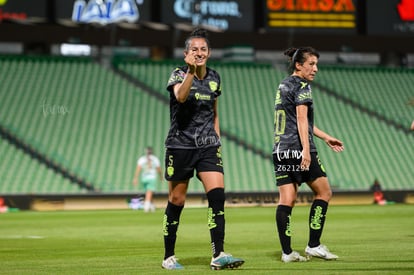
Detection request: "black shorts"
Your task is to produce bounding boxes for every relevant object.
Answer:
[273,152,327,186]
[164,146,224,181]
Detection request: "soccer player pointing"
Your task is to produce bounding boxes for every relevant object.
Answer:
[273,47,344,262]
[161,28,244,270]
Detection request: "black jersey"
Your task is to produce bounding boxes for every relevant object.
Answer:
[165,66,222,149]
[272,75,317,157]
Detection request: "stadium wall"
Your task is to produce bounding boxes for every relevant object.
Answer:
[1,191,413,212]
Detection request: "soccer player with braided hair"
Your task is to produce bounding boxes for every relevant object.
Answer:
[161,28,244,270]
[273,47,344,262]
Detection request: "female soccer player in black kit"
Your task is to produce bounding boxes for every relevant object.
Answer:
[161,28,244,270]
[273,47,344,262]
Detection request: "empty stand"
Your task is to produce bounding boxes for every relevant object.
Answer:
[0,56,413,195]
[317,66,413,128]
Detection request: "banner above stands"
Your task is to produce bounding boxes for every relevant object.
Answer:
[160,0,255,32]
[263,0,358,34]
[366,0,414,36]
[1,0,413,37]
[55,0,151,25]
[0,0,47,22]
[71,0,147,24]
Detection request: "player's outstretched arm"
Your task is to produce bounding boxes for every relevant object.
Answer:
[314,126,344,153]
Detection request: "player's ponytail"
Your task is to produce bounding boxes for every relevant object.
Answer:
[284,47,319,74]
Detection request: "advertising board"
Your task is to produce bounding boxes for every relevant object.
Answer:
[366,0,414,35]
[160,0,255,32]
[264,0,357,34]
[55,0,151,25]
[0,0,47,22]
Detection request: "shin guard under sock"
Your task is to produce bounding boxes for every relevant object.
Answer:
[308,199,328,247]
[207,188,225,258]
[276,205,293,254]
[163,201,184,259]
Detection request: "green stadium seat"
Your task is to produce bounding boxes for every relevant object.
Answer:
[0,56,413,194]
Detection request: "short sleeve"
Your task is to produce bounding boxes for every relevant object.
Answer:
[137,156,145,166]
[152,157,161,168]
[167,67,186,93]
[294,81,313,106]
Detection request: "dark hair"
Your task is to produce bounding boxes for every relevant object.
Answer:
[184,28,211,51]
[284,47,320,74]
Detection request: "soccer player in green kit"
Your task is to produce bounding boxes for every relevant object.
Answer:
[161,28,244,270]
[273,47,344,262]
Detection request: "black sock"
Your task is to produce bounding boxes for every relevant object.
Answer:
[276,205,293,254]
[163,201,184,259]
[308,199,328,248]
[207,188,225,258]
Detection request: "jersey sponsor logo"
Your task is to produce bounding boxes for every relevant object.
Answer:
[195,92,211,100]
[298,91,312,101]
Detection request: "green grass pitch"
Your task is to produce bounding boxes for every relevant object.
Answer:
[0,204,413,274]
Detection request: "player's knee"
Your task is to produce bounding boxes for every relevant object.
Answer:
[278,197,296,207]
[315,189,332,202]
[207,188,225,202]
[168,193,186,206]
[322,190,332,202]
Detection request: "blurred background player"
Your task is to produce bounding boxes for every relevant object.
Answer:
[132,146,162,212]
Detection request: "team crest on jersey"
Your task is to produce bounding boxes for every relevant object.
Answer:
[209,81,218,92]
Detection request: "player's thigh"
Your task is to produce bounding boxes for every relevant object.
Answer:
[278,183,298,207]
[196,146,224,192]
[198,171,224,193]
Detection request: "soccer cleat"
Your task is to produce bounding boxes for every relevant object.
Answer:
[281,251,308,263]
[162,255,184,270]
[210,252,245,270]
[305,244,338,260]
